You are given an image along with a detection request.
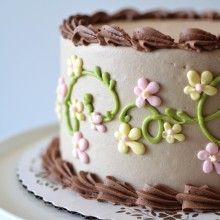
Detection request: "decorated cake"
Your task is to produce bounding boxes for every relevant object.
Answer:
[43,9,220,211]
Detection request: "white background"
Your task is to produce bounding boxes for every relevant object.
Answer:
[1,0,220,139]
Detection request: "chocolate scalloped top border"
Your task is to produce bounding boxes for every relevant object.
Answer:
[60,8,220,52]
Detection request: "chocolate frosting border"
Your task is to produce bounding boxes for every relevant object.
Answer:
[42,138,220,211]
[60,8,220,52]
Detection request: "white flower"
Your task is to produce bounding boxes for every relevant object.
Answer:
[162,122,185,144]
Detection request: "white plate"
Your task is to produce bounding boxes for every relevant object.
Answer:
[0,123,85,220]
[1,124,220,220]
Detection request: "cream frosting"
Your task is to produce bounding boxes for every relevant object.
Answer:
[57,10,220,211]
[60,38,220,192]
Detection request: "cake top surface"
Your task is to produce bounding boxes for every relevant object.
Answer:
[60,9,220,52]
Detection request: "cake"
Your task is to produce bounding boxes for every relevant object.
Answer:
[43,9,220,211]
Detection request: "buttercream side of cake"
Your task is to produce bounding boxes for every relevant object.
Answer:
[53,10,220,202]
[59,37,220,191]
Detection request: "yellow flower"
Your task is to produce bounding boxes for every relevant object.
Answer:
[184,70,217,100]
[162,122,185,144]
[66,55,83,77]
[114,123,145,155]
[70,99,85,121]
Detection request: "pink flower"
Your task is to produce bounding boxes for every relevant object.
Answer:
[56,77,67,102]
[72,132,89,164]
[90,112,107,133]
[134,77,161,108]
[197,143,220,174]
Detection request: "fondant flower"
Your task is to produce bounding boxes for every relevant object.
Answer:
[90,112,107,133]
[56,77,67,103]
[184,70,217,100]
[55,77,67,119]
[197,142,220,174]
[134,77,161,108]
[70,99,86,121]
[66,55,83,77]
[114,123,145,155]
[72,132,89,164]
[162,122,185,144]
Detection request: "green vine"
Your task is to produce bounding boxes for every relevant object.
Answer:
[64,76,79,134]
[83,66,120,122]
[120,103,194,144]
[61,58,220,147]
[64,64,120,135]
[119,75,220,145]
[197,76,220,144]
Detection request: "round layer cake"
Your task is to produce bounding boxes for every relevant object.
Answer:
[49,9,220,211]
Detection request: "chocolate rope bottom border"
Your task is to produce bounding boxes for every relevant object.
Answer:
[42,137,220,212]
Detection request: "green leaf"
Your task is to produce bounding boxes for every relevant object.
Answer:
[86,104,94,113]
[83,93,93,104]
[105,111,112,119]
[165,108,178,121]
[124,115,131,123]
[94,66,102,78]
[102,72,110,85]
[177,111,193,123]
[165,108,176,117]
[165,107,186,123]
[109,80,116,90]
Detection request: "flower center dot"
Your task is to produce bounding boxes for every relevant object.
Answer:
[72,106,77,112]
[122,136,129,142]
[195,84,204,93]
[167,129,174,136]
[209,155,217,162]
[73,142,78,149]
[142,90,150,99]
